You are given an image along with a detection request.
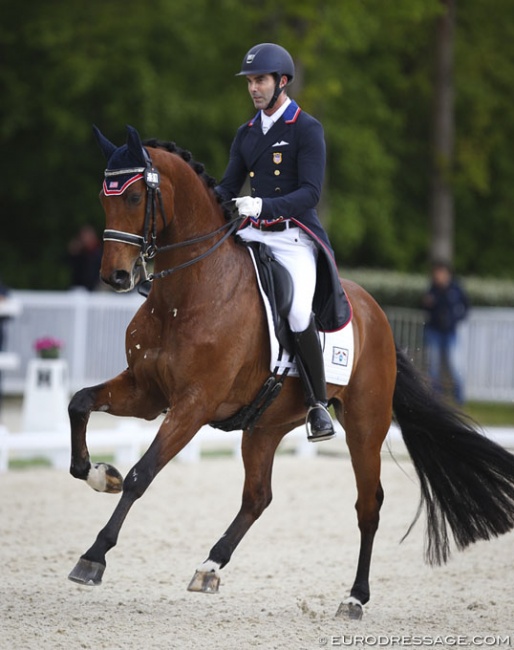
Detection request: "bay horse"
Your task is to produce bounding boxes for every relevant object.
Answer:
[68,125,514,619]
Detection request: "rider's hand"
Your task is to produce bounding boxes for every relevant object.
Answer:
[234,196,262,218]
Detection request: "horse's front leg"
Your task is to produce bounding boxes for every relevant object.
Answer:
[68,397,206,586]
[68,369,165,493]
[188,424,288,594]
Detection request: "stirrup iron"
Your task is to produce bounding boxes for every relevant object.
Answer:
[305,403,335,443]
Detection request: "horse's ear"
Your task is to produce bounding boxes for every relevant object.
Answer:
[126,125,147,166]
[92,125,117,160]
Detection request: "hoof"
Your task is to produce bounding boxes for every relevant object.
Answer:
[335,597,363,620]
[87,463,123,493]
[68,558,105,586]
[187,570,221,594]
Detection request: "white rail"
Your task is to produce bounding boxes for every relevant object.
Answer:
[0,421,324,472]
[1,420,513,473]
[2,290,514,401]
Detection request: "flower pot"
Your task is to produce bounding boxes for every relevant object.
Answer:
[39,348,60,359]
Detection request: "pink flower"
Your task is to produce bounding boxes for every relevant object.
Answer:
[34,337,63,352]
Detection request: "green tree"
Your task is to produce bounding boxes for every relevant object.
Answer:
[430,0,456,266]
[1,0,514,288]
[453,0,514,277]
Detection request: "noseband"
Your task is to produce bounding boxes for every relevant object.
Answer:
[102,153,242,286]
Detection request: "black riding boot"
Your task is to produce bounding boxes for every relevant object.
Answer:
[293,315,335,442]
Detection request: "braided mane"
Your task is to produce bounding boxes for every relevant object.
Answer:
[143,138,232,220]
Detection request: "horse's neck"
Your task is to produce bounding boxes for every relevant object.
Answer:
[165,157,225,245]
[152,174,241,304]
[171,197,224,248]
[151,232,247,312]
[148,156,250,303]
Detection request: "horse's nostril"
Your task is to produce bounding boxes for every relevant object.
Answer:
[109,269,131,289]
[113,270,129,282]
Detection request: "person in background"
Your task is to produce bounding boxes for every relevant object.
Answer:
[0,279,8,352]
[422,260,469,404]
[0,279,10,414]
[67,224,102,291]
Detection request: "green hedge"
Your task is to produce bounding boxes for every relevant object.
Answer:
[341,268,514,308]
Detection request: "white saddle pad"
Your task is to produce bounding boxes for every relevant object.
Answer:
[249,249,354,386]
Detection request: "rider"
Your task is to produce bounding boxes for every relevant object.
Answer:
[215,43,347,442]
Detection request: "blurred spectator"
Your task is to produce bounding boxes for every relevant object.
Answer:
[0,279,10,414]
[422,260,469,404]
[0,279,8,353]
[67,225,102,291]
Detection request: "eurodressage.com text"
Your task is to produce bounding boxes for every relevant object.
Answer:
[318,635,511,647]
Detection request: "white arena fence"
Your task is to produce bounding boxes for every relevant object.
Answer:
[2,289,143,395]
[384,306,514,402]
[2,289,514,401]
[1,290,514,470]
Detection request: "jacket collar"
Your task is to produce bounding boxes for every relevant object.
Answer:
[248,100,301,127]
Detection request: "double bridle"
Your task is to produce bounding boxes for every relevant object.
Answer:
[103,156,242,285]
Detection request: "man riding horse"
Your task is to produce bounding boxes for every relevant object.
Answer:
[215,43,348,442]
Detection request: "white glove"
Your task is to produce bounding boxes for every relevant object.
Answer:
[234,196,262,218]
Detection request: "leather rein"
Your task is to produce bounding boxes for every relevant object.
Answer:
[103,157,243,285]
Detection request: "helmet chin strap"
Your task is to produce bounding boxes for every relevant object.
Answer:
[265,76,286,111]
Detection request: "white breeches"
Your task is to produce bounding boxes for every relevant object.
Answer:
[239,224,317,332]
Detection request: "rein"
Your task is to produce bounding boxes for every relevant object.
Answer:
[103,157,243,284]
[149,218,242,281]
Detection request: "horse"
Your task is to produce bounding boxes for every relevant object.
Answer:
[68,125,514,619]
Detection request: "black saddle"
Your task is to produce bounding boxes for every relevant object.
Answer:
[238,238,294,351]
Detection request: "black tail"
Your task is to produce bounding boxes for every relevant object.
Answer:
[393,347,514,565]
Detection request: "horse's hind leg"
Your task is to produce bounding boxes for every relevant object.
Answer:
[188,425,287,593]
[333,397,389,620]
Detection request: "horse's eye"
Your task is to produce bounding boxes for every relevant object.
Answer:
[126,192,142,206]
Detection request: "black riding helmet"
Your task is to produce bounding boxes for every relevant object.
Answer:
[236,43,295,110]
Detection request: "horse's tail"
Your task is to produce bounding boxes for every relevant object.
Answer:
[393,346,514,565]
